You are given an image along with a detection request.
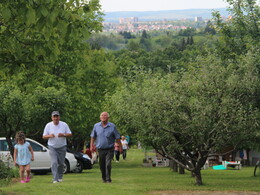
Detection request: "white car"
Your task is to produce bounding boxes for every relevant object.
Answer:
[0,137,78,174]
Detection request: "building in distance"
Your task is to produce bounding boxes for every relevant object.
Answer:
[194,16,203,22]
[119,17,139,24]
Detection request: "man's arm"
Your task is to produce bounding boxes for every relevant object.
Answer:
[58,133,72,137]
[90,137,96,153]
[42,134,55,139]
[58,123,72,137]
[116,138,123,153]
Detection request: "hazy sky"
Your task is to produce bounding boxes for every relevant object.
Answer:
[99,0,230,12]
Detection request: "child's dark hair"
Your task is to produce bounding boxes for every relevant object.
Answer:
[15,131,26,143]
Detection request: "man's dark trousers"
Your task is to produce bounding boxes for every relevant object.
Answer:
[98,147,114,182]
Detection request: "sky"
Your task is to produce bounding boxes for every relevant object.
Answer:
[99,0,231,12]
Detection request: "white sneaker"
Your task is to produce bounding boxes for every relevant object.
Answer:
[58,179,63,182]
[53,181,58,183]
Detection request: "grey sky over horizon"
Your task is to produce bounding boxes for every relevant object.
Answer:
[99,0,231,12]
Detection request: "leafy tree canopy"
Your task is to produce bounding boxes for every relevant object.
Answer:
[0,0,103,72]
[106,51,259,185]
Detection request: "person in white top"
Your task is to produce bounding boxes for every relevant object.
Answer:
[43,111,72,183]
[121,136,129,160]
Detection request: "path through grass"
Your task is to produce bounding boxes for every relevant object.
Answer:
[0,149,259,195]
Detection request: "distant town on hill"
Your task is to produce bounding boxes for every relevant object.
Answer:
[103,8,229,23]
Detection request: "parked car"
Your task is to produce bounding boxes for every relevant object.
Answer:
[68,148,93,173]
[80,143,98,165]
[0,137,78,174]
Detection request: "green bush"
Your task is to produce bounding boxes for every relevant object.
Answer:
[0,161,10,180]
[0,161,19,187]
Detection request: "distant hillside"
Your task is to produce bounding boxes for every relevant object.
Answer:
[103,8,229,23]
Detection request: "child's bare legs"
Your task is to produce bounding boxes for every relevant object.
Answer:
[19,165,25,182]
[25,164,31,182]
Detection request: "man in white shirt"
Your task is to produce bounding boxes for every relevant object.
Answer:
[121,136,129,160]
[43,111,72,183]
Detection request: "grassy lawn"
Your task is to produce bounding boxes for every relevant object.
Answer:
[0,149,259,195]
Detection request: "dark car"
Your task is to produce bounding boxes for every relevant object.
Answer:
[67,148,92,173]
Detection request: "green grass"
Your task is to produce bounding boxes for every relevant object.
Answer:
[0,149,259,195]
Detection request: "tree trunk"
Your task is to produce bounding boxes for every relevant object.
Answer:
[178,165,185,174]
[179,158,186,174]
[193,169,203,185]
[6,136,14,159]
[173,161,178,172]
[169,160,178,172]
[246,149,250,166]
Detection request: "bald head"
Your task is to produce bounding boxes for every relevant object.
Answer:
[100,112,109,117]
[100,112,109,125]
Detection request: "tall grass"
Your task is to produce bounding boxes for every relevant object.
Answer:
[0,149,259,195]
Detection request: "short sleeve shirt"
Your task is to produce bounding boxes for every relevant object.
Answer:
[90,122,120,149]
[14,142,31,165]
[43,121,72,148]
[121,140,128,150]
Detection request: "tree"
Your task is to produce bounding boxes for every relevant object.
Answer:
[119,31,136,39]
[189,36,194,45]
[179,38,186,51]
[105,1,259,185]
[0,0,103,73]
[0,80,69,157]
[212,0,259,60]
[87,33,125,50]
[127,40,140,51]
[178,28,196,36]
[139,30,152,51]
[64,49,119,150]
[141,30,149,39]
[0,0,104,155]
[106,52,259,185]
[139,37,152,51]
[204,21,216,35]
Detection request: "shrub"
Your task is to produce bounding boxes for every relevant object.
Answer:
[0,160,19,187]
[0,161,10,180]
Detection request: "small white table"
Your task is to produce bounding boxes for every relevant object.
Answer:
[222,161,242,170]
